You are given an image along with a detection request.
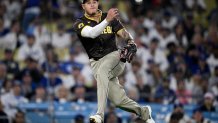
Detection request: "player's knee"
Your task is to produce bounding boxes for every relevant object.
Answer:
[110,91,127,106]
[111,96,126,106]
[112,100,122,106]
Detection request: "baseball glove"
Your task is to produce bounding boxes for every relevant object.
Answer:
[120,43,137,63]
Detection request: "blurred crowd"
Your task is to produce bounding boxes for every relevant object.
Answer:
[0,0,218,123]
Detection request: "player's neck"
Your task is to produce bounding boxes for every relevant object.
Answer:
[85,9,102,22]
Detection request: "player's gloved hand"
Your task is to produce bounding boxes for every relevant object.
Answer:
[120,43,137,63]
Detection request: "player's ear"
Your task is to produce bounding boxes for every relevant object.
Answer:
[81,4,85,10]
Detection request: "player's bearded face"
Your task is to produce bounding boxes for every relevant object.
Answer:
[82,0,99,16]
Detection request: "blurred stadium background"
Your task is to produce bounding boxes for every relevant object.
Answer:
[0,0,218,123]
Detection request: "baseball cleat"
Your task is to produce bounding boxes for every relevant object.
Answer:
[141,106,155,123]
[89,115,102,123]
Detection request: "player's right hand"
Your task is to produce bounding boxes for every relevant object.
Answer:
[106,8,119,22]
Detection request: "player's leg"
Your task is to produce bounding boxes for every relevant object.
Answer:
[108,77,142,113]
[89,51,123,122]
[89,59,108,123]
[108,75,155,122]
[95,67,110,119]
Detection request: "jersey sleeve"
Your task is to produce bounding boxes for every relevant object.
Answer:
[73,19,86,35]
[111,19,124,33]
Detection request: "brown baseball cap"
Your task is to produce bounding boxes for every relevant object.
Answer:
[82,0,98,4]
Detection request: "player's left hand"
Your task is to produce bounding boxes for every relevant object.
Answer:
[120,43,137,63]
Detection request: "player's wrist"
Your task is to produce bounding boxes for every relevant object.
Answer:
[104,19,109,24]
[105,17,112,22]
[127,39,135,45]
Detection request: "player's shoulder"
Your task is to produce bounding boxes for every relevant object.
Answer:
[73,16,86,28]
[73,16,88,32]
[74,16,85,24]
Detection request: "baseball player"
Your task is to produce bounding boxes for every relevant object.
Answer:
[73,0,155,123]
